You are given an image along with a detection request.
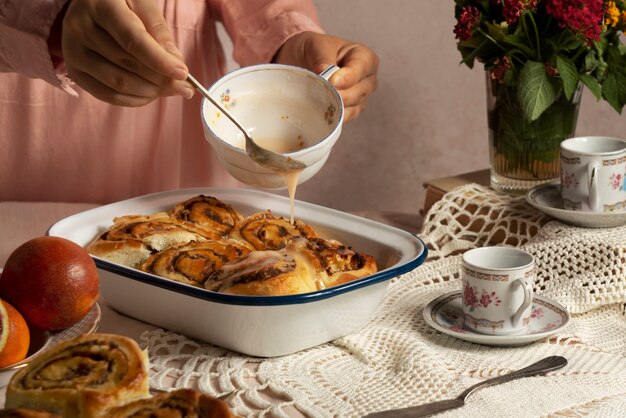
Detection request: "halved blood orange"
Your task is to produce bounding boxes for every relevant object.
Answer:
[0,299,30,368]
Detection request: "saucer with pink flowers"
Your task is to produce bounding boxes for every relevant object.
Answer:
[423,290,570,347]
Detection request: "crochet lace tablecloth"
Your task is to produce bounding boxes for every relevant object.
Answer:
[142,184,626,417]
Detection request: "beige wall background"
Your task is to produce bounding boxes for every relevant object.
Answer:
[222,1,626,216]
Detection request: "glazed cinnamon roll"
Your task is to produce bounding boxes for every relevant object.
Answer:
[87,213,223,268]
[0,410,61,418]
[168,195,243,236]
[106,389,234,418]
[229,211,316,251]
[139,240,251,287]
[5,334,150,418]
[205,237,329,296]
[307,237,378,287]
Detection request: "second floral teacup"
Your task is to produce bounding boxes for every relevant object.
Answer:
[560,136,626,212]
[461,247,534,335]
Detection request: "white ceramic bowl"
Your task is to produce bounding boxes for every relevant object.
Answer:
[201,64,343,189]
[48,188,427,357]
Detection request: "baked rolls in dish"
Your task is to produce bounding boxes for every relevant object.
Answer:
[139,240,251,287]
[87,213,224,268]
[168,195,243,236]
[87,195,378,296]
[5,334,150,418]
[106,389,234,418]
[229,210,316,250]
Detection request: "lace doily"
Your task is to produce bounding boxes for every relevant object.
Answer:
[141,184,626,417]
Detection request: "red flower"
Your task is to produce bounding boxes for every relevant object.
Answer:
[491,56,512,83]
[545,0,604,42]
[454,6,481,41]
[502,0,539,25]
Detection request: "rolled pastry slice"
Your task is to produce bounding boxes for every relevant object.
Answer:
[229,210,316,251]
[307,237,378,287]
[106,389,234,418]
[139,239,251,287]
[0,409,61,418]
[6,334,150,418]
[87,212,223,268]
[205,237,329,296]
[168,195,243,236]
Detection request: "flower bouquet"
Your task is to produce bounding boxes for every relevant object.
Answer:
[454,0,626,192]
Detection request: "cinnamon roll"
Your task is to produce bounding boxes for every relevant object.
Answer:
[87,213,223,268]
[139,240,251,287]
[205,237,329,296]
[106,389,234,418]
[168,195,243,236]
[0,410,61,418]
[229,211,316,251]
[307,237,378,287]
[6,334,150,418]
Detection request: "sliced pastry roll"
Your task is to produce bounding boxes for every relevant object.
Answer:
[139,240,251,287]
[229,210,316,251]
[6,334,150,418]
[205,237,329,296]
[168,195,243,235]
[106,389,234,418]
[87,213,224,268]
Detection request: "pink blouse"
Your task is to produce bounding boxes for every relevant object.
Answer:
[0,0,322,203]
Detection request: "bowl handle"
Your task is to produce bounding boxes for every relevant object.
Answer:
[319,65,340,81]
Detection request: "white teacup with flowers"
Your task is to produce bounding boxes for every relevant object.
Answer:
[461,247,534,335]
[560,136,626,212]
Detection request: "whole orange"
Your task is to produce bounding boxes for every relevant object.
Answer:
[0,236,99,330]
[0,299,30,368]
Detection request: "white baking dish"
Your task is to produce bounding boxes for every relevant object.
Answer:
[48,188,427,357]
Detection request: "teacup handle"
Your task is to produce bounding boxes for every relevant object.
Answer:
[588,161,600,212]
[511,278,532,327]
[319,65,340,81]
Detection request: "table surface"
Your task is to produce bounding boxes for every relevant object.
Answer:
[2,194,626,416]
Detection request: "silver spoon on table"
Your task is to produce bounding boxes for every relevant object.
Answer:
[363,356,568,417]
[187,74,306,172]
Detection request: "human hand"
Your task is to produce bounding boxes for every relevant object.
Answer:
[274,32,379,122]
[60,0,193,106]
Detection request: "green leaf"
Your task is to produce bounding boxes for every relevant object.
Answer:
[601,47,626,113]
[556,56,579,100]
[580,74,602,100]
[518,61,558,121]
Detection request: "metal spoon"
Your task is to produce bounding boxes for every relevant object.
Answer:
[363,356,568,417]
[187,74,306,172]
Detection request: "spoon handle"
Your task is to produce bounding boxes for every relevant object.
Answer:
[186,74,249,138]
[458,356,567,401]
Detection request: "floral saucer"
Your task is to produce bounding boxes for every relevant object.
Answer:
[423,290,570,347]
[526,183,626,228]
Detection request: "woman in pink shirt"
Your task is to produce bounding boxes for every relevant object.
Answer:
[0,0,378,204]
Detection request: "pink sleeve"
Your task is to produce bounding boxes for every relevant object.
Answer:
[0,0,76,94]
[208,0,324,66]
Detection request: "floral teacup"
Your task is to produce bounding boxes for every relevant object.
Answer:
[560,136,626,212]
[461,247,534,335]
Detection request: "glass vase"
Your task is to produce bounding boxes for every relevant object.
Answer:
[486,72,582,194]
